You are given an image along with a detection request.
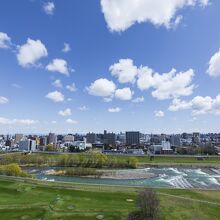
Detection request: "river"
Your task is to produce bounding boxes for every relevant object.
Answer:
[28,167,220,189]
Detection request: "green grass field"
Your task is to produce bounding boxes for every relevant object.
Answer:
[0,177,219,220]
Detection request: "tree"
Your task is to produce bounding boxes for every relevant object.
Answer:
[137,188,160,220]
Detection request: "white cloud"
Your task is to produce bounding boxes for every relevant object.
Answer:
[207,48,220,77]
[110,59,137,83]
[108,107,121,113]
[66,118,78,124]
[87,78,116,97]
[46,59,71,76]
[58,108,72,116]
[115,87,133,100]
[66,83,77,92]
[17,38,48,67]
[79,106,88,111]
[0,32,11,49]
[11,83,22,89]
[43,2,55,15]
[132,96,144,103]
[0,117,38,125]
[62,42,71,53]
[109,59,195,100]
[137,67,195,100]
[51,120,57,124]
[52,79,63,88]
[101,0,209,32]
[45,91,64,102]
[168,94,220,115]
[103,97,113,102]
[0,96,9,104]
[154,110,165,117]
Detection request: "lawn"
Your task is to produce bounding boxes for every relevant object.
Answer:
[0,178,219,220]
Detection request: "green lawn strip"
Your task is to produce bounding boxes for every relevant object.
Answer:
[0,178,219,220]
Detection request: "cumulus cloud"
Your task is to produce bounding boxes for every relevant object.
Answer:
[11,83,22,89]
[154,110,165,117]
[62,42,71,53]
[108,107,121,113]
[46,59,71,76]
[79,106,88,111]
[110,59,138,83]
[87,78,116,97]
[66,83,77,92]
[17,38,48,67]
[0,96,9,104]
[66,118,78,124]
[43,2,55,15]
[100,0,209,32]
[137,67,195,100]
[0,117,38,125]
[103,97,113,102]
[110,59,195,100]
[115,87,133,100]
[58,108,72,116]
[132,96,144,103]
[207,48,220,77]
[45,91,64,102]
[168,94,220,115]
[0,32,11,49]
[52,79,62,88]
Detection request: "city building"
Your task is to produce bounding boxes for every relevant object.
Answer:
[19,139,36,152]
[48,133,57,145]
[15,134,23,143]
[126,131,140,145]
[103,130,116,145]
[63,134,74,142]
[192,132,200,145]
[86,132,97,144]
[170,134,181,147]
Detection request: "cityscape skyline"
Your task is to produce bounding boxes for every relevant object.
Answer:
[1,0,220,134]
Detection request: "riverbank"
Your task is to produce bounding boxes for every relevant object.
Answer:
[0,176,219,220]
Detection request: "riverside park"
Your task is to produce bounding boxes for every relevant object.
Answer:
[0,152,219,220]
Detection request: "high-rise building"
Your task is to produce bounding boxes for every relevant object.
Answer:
[86,132,96,144]
[170,134,181,147]
[19,139,36,151]
[15,133,23,143]
[126,131,140,145]
[48,133,57,144]
[40,136,47,146]
[103,130,116,145]
[63,134,74,142]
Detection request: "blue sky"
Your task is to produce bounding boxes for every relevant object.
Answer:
[0,0,220,134]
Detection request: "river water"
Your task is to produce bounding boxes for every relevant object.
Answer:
[28,167,220,189]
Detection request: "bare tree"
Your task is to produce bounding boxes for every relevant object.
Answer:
[136,188,160,220]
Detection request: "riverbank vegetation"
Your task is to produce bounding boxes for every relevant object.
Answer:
[0,153,138,169]
[0,163,31,177]
[49,167,103,178]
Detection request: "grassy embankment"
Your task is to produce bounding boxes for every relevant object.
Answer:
[0,177,219,220]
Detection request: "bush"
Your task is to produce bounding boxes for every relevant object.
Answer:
[137,189,160,220]
[127,188,160,220]
[0,163,32,177]
[127,211,142,220]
